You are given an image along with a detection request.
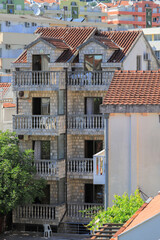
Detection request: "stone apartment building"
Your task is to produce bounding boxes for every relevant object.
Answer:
[11,26,159,231]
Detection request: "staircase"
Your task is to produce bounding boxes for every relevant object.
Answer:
[58,222,90,235]
[91,223,122,239]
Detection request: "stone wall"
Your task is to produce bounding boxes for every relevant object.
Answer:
[18,91,58,115]
[67,178,93,203]
[67,135,104,159]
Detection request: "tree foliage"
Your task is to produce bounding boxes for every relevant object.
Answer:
[87,189,144,231]
[0,131,46,215]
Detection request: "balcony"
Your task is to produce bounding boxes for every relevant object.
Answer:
[13,115,65,136]
[67,203,103,222]
[13,203,66,225]
[93,150,105,184]
[67,115,104,135]
[67,158,93,179]
[34,159,65,180]
[12,71,65,91]
[67,71,114,91]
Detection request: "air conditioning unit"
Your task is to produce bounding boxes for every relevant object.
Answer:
[6,44,11,49]
[144,53,150,60]
[6,21,11,26]
[18,91,29,98]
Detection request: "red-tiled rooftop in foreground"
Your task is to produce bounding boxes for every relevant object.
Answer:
[103,70,160,105]
[112,194,160,240]
[0,83,11,98]
[41,37,70,49]
[3,103,16,108]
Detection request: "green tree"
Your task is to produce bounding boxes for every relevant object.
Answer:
[87,189,144,231]
[0,131,46,216]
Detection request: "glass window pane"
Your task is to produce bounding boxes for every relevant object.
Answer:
[84,55,94,71]
[41,98,50,115]
[41,141,50,160]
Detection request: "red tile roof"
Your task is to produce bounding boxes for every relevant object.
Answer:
[14,27,141,64]
[94,36,120,49]
[112,194,160,240]
[103,70,160,105]
[96,30,141,62]
[14,50,27,64]
[3,103,16,108]
[15,27,96,63]
[0,83,11,98]
[42,37,69,49]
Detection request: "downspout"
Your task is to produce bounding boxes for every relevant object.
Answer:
[104,113,109,210]
[64,68,68,212]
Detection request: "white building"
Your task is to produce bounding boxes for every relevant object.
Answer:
[100,70,160,206]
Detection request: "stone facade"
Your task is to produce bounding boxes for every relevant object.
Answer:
[11,31,160,228]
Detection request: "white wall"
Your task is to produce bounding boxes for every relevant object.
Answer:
[123,34,159,71]
[108,113,160,205]
[119,213,160,240]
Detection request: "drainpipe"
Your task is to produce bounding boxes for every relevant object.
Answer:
[104,113,109,211]
[64,68,68,210]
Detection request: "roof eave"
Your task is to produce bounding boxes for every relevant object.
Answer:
[100,104,160,114]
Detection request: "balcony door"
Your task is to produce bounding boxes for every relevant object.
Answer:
[32,98,50,115]
[84,55,102,71]
[32,55,49,71]
[85,97,102,115]
[85,140,103,158]
[85,184,103,203]
[33,140,50,160]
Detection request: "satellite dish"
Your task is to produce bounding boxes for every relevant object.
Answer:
[34,7,41,16]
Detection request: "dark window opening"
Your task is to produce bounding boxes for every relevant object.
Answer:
[85,97,102,114]
[85,184,103,203]
[34,184,50,204]
[32,98,50,115]
[85,140,103,158]
[33,140,50,160]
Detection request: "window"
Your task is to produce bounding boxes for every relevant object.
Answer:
[85,184,103,203]
[155,50,160,60]
[32,22,37,27]
[58,134,65,159]
[136,55,141,70]
[85,97,102,114]
[58,90,65,115]
[6,21,11,27]
[71,1,77,5]
[7,4,14,14]
[5,44,11,49]
[153,17,157,22]
[145,34,152,41]
[33,140,50,160]
[34,185,50,204]
[84,55,102,71]
[32,98,50,115]
[25,22,30,28]
[5,69,11,73]
[85,140,103,158]
[154,34,160,41]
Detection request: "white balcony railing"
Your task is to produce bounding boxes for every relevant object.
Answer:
[12,71,65,90]
[67,203,103,219]
[67,158,93,174]
[34,160,57,177]
[15,204,56,221]
[13,115,65,135]
[13,203,66,224]
[67,71,114,87]
[34,159,65,179]
[68,115,104,130]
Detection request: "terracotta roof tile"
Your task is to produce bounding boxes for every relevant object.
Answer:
[15,27,96,63]
[96,30,141,62]
[0,83,11,98]
[3,103,16,108]
[15,27,141,63]
[103,70,160,105]
[41,37,70,49]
